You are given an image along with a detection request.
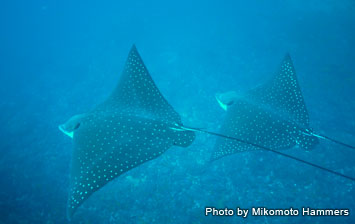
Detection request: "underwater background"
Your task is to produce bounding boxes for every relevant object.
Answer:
[1,0,355,223]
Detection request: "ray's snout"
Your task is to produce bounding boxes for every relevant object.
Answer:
[58,123,74,138]
[215,91,238,111]
[58,113,86,139]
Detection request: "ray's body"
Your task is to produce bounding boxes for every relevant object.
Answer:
[59,46,195,219]
[213,55,319,160]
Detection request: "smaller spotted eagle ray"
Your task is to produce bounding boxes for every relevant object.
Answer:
[203,54,355,181]
[59,45,195,219]
[213,54,318,159]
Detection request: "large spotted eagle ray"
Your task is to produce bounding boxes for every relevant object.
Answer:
[209,54,355,180]
[59,45,195,219]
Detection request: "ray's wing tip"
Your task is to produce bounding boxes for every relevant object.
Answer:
[66,200,79,221]
[66,207,74,221]
[209,156,218,163]
[283,53,293,63]
[128,44,142,60]
[130,44,138,54]
[209,151,224,163]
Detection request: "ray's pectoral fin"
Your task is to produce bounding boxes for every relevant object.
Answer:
[246,54,310,127]
[101,45,182,124]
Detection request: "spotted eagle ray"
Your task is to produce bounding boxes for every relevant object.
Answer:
[213,54,318,158]
[59,45,195,219]
[206,54,355,180]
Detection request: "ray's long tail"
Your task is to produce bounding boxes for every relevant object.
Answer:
[176,124,355,182]
[314,133,355,150]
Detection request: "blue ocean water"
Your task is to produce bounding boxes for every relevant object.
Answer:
[1,0,355,223]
